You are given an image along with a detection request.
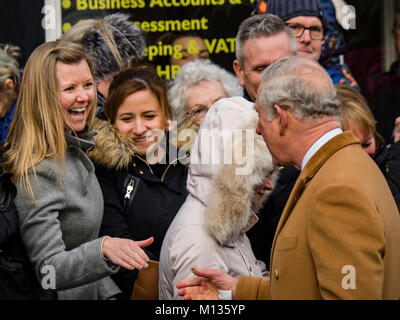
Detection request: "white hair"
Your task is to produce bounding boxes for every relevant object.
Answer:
[168,59,243,125]
[258,56,340,121]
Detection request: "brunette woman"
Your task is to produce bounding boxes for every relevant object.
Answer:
[89,67,189,299]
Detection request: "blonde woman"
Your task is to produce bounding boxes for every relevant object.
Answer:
[62,13,145,119]
[1,40,153,300]
[336,84,400,210]
[336,84,383,156]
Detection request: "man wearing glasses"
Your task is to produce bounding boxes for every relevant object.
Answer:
[266,0,327,62]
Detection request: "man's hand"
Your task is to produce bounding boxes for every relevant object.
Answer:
[176,266,238,300]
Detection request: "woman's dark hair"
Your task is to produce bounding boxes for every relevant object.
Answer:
[104,66,172,123]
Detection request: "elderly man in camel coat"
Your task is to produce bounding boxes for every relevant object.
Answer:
[176,56,400,300]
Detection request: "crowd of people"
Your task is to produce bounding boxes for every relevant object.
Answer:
[0,0,400,300]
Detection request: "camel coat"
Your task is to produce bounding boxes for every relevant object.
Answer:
[235,131,400,300]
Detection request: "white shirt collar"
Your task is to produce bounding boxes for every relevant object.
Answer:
[301,128,343,170]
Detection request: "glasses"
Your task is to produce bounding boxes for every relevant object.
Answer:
[185,105,209,119]
[286,23,324,40]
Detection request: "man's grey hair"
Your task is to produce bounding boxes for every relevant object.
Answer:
[169,59,243,125]
[258,56,340,121]
[235,14,297,65]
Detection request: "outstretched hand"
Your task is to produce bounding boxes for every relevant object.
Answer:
[102,236,154,271]
[176,266,238,300]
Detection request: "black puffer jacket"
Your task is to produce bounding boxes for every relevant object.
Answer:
[0,173,18,245]
[247,166,300,268]
[0,170,54,300]
[89,119,188,299]
[374,140,400,211]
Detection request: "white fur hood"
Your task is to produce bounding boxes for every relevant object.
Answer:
[187,97,277,245]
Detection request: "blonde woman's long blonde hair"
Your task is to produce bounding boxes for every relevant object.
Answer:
[335,83,376,137]
[1,40,96,200]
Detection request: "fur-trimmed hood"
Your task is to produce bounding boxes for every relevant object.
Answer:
[88,118,189,170]
[81,13,146,80]
[88,118,138,170]
[187,97,277,245]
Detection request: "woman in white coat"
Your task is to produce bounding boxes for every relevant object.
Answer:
[159,96,277,299]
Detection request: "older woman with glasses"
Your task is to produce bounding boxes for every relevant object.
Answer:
[168,59,243,157]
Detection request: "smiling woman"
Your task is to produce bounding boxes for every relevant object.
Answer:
[88,66,189,300]
[57,59,95,133]
[114,88,169,156]
[1,40,155,300]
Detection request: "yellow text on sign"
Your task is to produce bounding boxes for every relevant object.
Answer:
[149,0,225,7]
[134,17,208,32]
[76,0,146,10]
[145,37,236,61]
[204,38,235,54]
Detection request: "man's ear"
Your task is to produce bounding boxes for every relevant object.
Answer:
[274,105,288,136]
[233,59,245,87]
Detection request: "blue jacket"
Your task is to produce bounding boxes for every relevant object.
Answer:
[0,100,16,145]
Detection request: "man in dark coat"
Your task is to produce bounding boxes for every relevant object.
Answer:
[230,13,298,267]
